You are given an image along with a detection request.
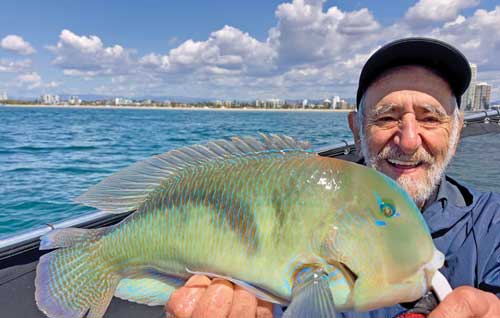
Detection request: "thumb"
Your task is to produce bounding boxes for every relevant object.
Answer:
[428,286,492,318]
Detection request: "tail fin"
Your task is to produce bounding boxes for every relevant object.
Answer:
[35,227,119,318]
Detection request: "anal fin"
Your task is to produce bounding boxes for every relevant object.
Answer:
[115,271,186,306]
[88,277,120,318]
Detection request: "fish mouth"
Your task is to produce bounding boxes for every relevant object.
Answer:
[336,250,445,312]
[421,249,445,287]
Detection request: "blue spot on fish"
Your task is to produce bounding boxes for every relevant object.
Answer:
[375,220,387,227]
[373,192,383,207]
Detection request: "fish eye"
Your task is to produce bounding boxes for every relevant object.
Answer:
[381,203,396,217]
[373,192,397,218]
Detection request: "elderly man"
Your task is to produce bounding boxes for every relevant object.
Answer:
[165,38,500,318]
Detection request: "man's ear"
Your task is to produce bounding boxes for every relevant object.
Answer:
[458,110,465,133]
[348,111,362,158]
[348,111,360,141]
[452,110,465,152]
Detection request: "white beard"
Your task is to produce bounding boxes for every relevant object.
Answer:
[359,113,460,207]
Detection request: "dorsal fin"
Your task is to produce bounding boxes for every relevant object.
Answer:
[75,134,312,214]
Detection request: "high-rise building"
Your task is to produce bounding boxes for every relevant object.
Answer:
[0,92,7,101]
[265,98,284,108]
[473,82,491,110]
[68,96,82,105]
[114,97,132,105]
[332,95,340,109]
[461,63,477,110]
[337,99,351,109]
[41,94,60,105]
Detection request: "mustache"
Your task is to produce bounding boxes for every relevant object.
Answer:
[375,146,435,164]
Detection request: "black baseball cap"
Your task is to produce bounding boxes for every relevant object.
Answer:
[356,37,471,108]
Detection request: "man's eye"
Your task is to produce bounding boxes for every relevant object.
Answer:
[420,116,442,125]
[376,116,397,123]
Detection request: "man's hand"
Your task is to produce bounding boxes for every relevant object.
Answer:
[165,275,274,318]
[429,286,500,318]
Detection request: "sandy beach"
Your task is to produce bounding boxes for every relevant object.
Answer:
[1,104,353,112]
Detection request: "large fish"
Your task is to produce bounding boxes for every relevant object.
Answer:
[35,134,443,318]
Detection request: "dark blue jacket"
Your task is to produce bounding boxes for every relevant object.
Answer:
[338,176,500,317]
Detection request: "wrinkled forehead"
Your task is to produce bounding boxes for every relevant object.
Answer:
[363,65,455,115]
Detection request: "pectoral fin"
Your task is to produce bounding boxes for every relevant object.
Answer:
[283,268,336,318]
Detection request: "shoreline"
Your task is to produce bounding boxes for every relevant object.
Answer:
[0,104,352,112]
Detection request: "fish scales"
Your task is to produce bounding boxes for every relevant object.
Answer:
[96,155,327,286]
[35,135,443,318]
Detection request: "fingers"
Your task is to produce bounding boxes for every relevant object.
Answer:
[228,285,257,318]
[256,299,274,318]
[191,278,234,318]
[165,275,211,318]
[429,286,500,318]
[166,276,274,318]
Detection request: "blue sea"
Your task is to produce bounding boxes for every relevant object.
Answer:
[0,106,498,238]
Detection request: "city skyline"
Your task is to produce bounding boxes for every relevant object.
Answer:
[461,63,494,110]
[2,0,500,100]
[3,63,496,110]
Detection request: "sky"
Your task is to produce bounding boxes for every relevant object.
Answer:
[1,0,500,100]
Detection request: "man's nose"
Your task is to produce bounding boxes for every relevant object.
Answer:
[394,115,421,153]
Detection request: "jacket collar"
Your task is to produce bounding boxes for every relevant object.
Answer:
[423,175,467,210]
[422,175,475,235]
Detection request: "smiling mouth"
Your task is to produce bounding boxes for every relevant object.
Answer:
[386,158,424,170]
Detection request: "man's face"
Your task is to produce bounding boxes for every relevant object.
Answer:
[350,66,462,207]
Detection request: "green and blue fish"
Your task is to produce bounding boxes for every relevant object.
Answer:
[35,134,444,318]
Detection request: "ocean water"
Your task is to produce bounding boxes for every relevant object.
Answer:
[0,106,498,238]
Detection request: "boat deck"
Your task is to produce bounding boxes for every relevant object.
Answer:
[0,260,163,317]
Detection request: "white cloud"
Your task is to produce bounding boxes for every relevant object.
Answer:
[0,59,31,72]
[338,8,380,35]
[43,1,387,98]
[57,29,103,53]
[40,1,500,100]
[270,0,381,69]
[17,72,41,83]
[48,29,133,77]
[11,72,61,91]
[140,25,276,77]
[444,15,467,28]
[405,0,479,26]
[429,6,500,71]
[45,81,60,88]
[63,69,102,77]
[0,35,36,55]
[16,72,42,89]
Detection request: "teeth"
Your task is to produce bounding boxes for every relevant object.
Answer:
[387,159,420,166]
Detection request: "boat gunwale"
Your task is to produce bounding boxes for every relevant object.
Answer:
[1,109,498,254]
